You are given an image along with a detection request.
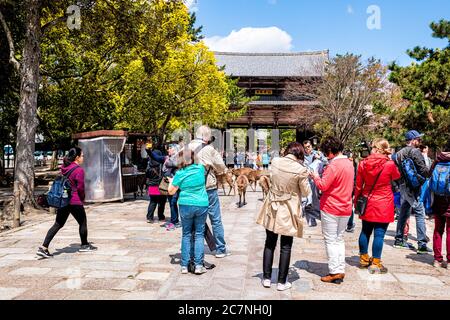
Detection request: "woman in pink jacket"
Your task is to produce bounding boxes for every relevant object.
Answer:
[37,147,97,258]
[354,139,401,274]
[310,137,355,284]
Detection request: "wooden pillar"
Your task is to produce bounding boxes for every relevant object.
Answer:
[296,127,303,143]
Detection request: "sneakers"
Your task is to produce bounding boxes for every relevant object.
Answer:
[194,266,207,274]
[166,223,175,231]
[346,223,356,233]
[417,245,432,254]
[433,260,448,269]
[262,279,271,288]
[393,240,410,249]
[147,219,154,224]
[36,247,53,259]
[79,243,98,252]
[174,222,182,228]
[215,252,231,258]
[277,282,292,291]
[181,266,188,274]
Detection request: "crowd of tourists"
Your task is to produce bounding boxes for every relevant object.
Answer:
[36,126,449,294]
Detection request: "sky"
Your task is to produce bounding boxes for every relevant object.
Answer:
[186,0,450,66]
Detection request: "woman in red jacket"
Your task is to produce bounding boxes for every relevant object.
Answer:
[354,138,401,274]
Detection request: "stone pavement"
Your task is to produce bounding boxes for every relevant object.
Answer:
[0,189,448,300]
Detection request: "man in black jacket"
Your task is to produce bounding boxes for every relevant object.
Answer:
[393,130,431,253]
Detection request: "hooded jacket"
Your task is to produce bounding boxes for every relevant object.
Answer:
[354,153,401,223]
[431,151,450,217]
[61,162,85,206]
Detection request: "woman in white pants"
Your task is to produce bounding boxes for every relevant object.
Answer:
[310,137,355,284]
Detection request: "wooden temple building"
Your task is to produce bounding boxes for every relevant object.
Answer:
[214,50,329,142]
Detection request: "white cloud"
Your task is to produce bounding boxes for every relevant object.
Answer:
[204,27,293,53]
[184,0,198,12]
[347,5,354,14]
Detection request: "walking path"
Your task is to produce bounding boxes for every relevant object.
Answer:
[0,189,448,300]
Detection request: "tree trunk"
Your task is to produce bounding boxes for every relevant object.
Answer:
[13,0,41,227]
[158,113,172,147]
[50,150,58,170]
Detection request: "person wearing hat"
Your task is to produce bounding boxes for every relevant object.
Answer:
[393,130,431,254]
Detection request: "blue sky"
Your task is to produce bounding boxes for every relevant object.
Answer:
[190,0,450,66]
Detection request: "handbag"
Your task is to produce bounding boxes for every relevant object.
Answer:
[158,177,170,195]
[355,164,386,217]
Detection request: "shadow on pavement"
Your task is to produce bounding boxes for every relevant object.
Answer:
[384,239,416,250]
[405,253,434,266]
[52,243,82,256]
[252,267,301,284]
[293,260,328,277]
[345,255,361,268]
[386,230,418,242]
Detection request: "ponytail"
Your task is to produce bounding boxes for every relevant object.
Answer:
[63,147,82,166]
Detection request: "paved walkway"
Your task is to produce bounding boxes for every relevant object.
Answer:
[0,189,448,300]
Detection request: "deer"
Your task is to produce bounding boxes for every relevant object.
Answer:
[236,174,249,208]
[232,167,253,178]
[259,175,270,200]
[216,170,235,196]
[247,169,265,192]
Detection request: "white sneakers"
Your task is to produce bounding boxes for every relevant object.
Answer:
[262,279,271,288]
[194,266,207,274]
[277,282,292,291]
[181,266,207,274]
[261,279,292,291]
[215,252,231,258]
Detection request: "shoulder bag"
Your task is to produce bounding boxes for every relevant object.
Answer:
[355,163,386,217]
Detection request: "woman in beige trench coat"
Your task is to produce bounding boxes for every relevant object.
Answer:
[256,142,311,291]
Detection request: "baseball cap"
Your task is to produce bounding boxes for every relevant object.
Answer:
[405,130,424,141]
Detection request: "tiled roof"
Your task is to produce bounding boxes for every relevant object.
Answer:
[214,51,329,77]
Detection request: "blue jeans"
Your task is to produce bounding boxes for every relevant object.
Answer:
[179,205,208,267]
[207,189,227,254]
[395,195,427,247]
[168,191,179,224]
[359,221,389,259]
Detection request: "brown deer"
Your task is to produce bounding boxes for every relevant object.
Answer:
[216,170,235,196]
[259,175,270,200]
[236,175,249,208]
[232,167,253,178]
[247,169,265,191]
